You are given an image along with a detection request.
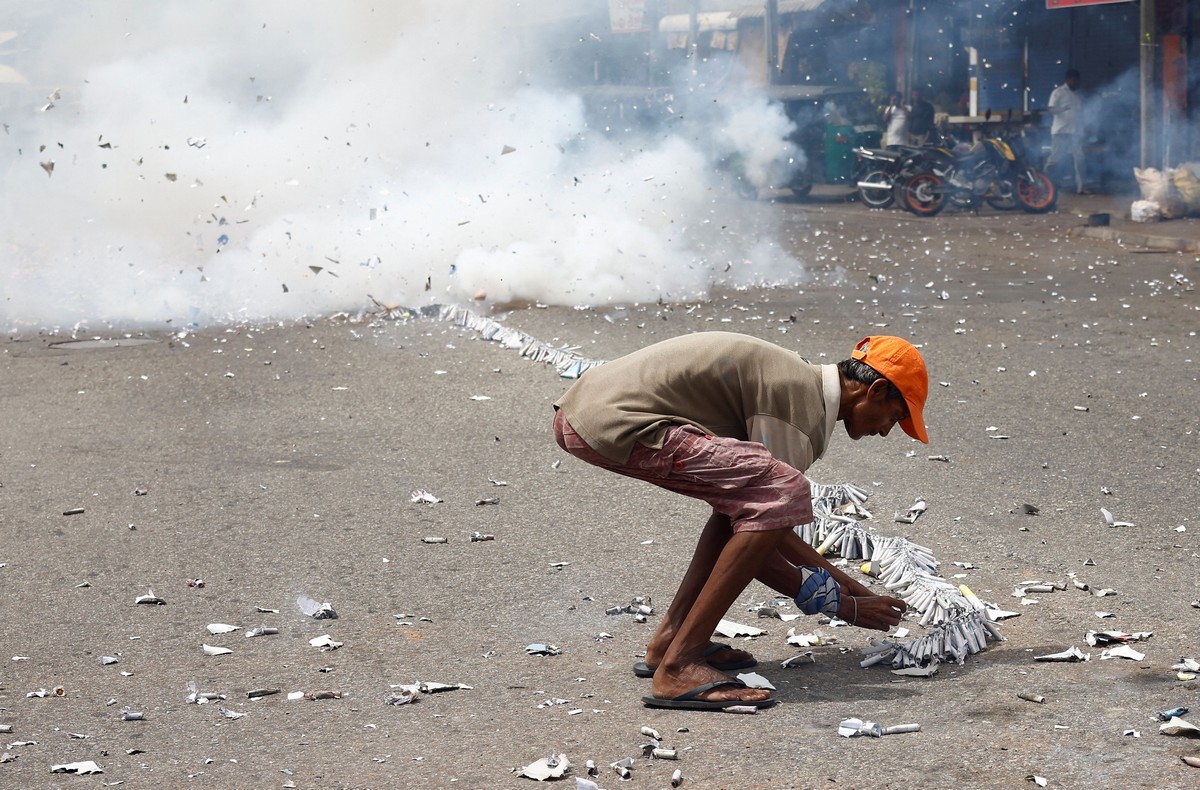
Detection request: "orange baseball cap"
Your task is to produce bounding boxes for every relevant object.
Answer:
[851,336,929,443]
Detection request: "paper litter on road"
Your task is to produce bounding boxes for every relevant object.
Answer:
[1100,507,1135,527]
[1034,646,1089,662]
[309,634,343,650]
[714,619,767,638]
[519,752,571,780]
[1158,716,1200,737]
[735,672,775,690]
[297,595,338,619]
[50,760,103,774]
[838,718,921,737]
[206,623,241,634]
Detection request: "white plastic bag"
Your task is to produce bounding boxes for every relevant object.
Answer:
[1130,199,1161,223]
[1134,167,1172,202]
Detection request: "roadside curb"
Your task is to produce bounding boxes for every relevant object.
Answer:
[1069,224,1200,253]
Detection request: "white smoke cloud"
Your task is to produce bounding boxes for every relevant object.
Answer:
[713,93,805,190]
[1,1,806,332]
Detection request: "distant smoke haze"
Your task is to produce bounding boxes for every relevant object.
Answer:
[0,1,806,333]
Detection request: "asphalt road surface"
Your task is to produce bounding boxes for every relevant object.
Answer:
[2,195,1198,789]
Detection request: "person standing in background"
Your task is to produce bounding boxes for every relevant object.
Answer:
[908,88,935,145]
[1044,68,1089,194]
[882,92,910,147]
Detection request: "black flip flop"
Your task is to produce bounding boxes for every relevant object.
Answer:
[632,642,757,678]
[641,679,778,711]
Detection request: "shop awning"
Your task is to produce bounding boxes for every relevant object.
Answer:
[658,11,740,50]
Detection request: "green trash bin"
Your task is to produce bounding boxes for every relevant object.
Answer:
[824,124,857,184]
[824,124,882,184]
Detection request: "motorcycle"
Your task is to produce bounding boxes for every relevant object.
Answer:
[895,126,1056,217]
[851,144,924,209]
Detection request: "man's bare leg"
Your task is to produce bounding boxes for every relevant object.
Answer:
[646,528,905,679]
[644,521,823,669]
[643,512,754,669]
[650,528,785,703]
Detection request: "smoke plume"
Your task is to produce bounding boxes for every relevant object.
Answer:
[0,1,806,332]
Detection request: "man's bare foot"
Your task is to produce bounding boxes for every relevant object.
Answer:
[650,661,772,704]
[643,641,755,671]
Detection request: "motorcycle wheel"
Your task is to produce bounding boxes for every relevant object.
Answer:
[985,180,1019,211]
[857,168,894,209]
[902,172,945,217]
[1016,171,1057,213]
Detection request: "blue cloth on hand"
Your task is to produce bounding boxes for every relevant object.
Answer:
[794,566,841,616]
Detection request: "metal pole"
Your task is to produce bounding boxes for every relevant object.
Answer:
[905,0,916,97]
[765,0,779,85]
[688,0,699,60]
[1140,0,1156,167]
[968,46,978,118]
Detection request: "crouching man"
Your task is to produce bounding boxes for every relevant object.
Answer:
[552,332,928,710]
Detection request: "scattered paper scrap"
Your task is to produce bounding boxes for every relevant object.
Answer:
[891,665,939,678]
[135,590,165,605]
[526,644,562,656]
[894,496,927,524]
[1159,716,1200,737]
[714,619,767,638]
[1100,507,1135,528]
[838,718,920,737]
[309,635,343,651]
[50,761,103,774]
[1035,646,1089,662]
[385,689,418,705]
[786,631,824,648]
[520,753,570,781]
[297,596,338,619]
[206,623,241,635]
[1085,630,1152,646]
[735,672,775,690]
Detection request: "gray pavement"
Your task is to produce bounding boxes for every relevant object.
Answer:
[2,195,1199,789]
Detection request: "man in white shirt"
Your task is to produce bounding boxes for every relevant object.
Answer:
[1044,69,1088,194]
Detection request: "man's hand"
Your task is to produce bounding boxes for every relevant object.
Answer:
[840,593,907,631]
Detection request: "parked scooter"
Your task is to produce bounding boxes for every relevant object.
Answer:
[895,124,1056,216]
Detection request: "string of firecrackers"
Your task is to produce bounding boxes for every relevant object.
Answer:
[795,482,873,551]
[370,300,605,379]
[861,610,1004,670]
[794,483,1006,668]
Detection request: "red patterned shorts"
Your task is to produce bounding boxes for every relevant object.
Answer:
[553,409,812,533]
